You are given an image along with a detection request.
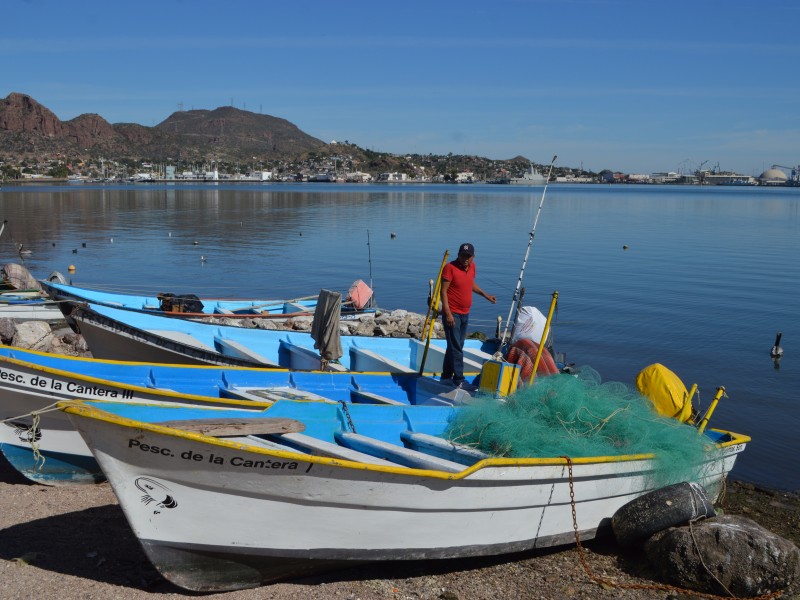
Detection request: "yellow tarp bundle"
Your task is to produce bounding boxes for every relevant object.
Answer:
[635,363,693,423]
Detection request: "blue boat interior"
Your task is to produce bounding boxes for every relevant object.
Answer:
[83,302,498,370]
[81,399,488,471]
[41,281,318,315]
[0,346,470,405]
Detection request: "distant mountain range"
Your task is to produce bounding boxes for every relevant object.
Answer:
[0,92,326,162]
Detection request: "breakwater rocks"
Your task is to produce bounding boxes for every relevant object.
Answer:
[206,309,446,339]
[0,310,445,357]
[0,319,90,356]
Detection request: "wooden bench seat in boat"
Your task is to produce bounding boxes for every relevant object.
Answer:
[280,339,348,372]
[334,431,465,473]
[150,330,216,351]
[214,336,280,367]
[399,430,490,466]
[155,417,305,437]
[242,434,302,453]
[223,386,334,403]
[349,346,416,374]
[349,389,408,406]
[462,346,494,364]
[269,432,400,467]
[283,302,311,314]
[408,339,484,373]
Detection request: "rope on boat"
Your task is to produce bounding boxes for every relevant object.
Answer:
[2,402,62,471]
[0,401,63,425]
[29,413,45,470]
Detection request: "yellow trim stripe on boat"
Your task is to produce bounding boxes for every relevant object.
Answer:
[59,400,751,482]
[0,354,275,409]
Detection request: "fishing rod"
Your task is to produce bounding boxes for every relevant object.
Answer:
[366,229,373,291]
[498,155,557,349]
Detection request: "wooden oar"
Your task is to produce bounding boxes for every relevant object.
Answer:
[155,417,305,437]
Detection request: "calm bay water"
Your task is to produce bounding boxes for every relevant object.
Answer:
[2,182,798,490]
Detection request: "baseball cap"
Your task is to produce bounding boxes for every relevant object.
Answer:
[458,242,474,256]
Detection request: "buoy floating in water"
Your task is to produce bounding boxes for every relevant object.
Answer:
[623,245,629,250]
[68,265,76,273]
[771,332,783,358]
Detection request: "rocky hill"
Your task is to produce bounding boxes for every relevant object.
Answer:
[0,92,578,180]
[0,92,325,162]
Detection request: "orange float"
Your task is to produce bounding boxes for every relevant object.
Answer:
[505,338,559,382]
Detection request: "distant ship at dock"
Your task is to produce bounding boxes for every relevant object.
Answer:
[488,162,548,185]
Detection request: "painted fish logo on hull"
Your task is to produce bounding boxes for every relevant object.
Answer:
[5,420,42,443]
[135,477,179,513]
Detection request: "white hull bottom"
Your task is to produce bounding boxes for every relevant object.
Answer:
[71,415,745,592]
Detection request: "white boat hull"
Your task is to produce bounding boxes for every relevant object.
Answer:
[0,300,64,322]
[67,407,747,591]
[0,361,182,484]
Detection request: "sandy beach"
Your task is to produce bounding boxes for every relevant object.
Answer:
[1,454,798,600]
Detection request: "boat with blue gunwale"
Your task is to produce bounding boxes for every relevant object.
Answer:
[60,397,749,592]
[40,279,378,321]
[0,345,475,485]
[62,300,499,373]
[0,291,64,322]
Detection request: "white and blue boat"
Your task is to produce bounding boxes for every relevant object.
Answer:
[41,280,327,319]
[0,291,64,323]
[0,346,475,485]
[60,396,749,591]
[65,301,499,372]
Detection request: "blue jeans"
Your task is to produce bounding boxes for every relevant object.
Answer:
[442,312,469,383]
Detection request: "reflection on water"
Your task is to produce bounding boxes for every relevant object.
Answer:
[1,182,799,490]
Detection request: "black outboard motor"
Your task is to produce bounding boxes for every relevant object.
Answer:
[157,293,204,313]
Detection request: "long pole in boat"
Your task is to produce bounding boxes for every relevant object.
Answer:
[366,230,373,291]
[419,250,450,375]
[498,155,557,350]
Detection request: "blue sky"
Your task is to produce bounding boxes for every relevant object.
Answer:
[3,0,799,175]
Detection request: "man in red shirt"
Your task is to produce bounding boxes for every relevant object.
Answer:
[440,242,496,387]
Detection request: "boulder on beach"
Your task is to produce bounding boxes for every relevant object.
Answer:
[644,514,800,596]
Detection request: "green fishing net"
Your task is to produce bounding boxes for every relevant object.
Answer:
[445,366,719,488]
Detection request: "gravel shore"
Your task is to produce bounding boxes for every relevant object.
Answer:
[1,455,798,600]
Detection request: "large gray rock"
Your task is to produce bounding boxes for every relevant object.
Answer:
[644,514,800,596]
[254,318,282,330]
[354,320,378,337]
[0,317,18,343]
[11,321,52,351]
[288,316,313,331]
